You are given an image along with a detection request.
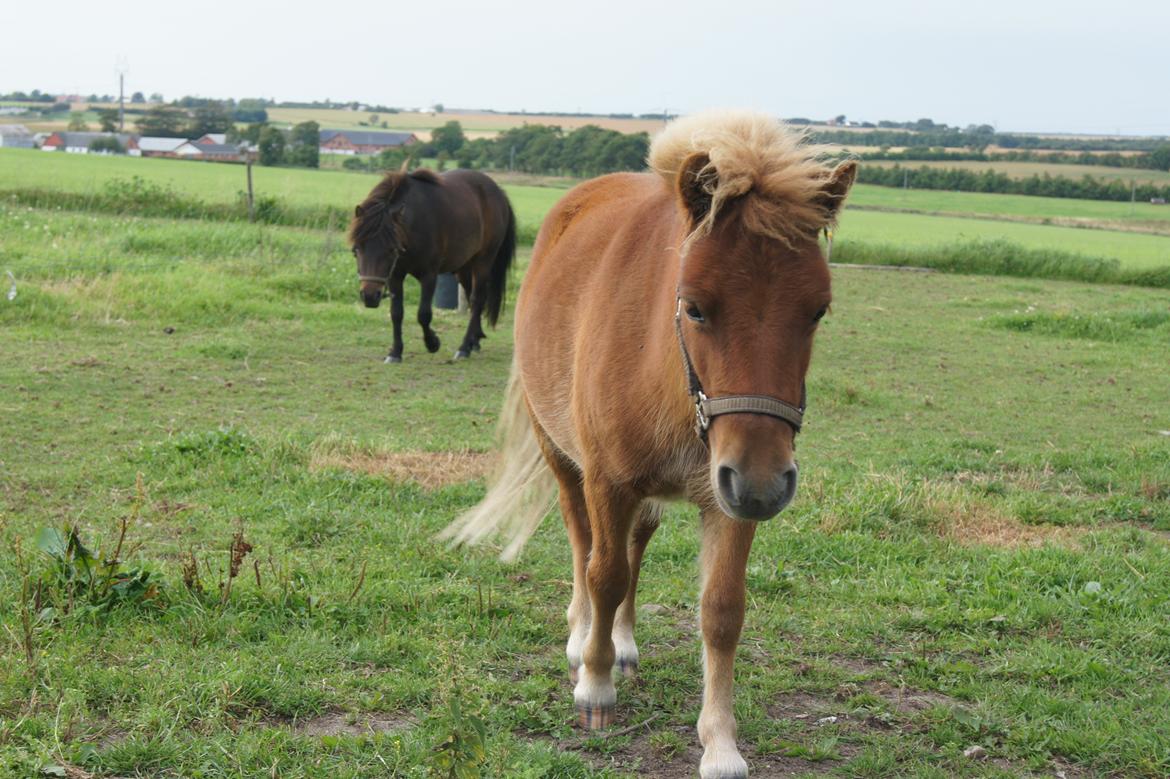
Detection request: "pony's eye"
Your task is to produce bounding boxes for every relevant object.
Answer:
[685,303,705,323]
[813,305,829,323]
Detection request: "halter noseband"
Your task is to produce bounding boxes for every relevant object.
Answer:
[674,295,806,443]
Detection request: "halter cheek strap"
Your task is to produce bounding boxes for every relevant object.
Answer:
[674,296,806,442]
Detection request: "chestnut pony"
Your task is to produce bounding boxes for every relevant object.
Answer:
[351,168,516,362]
[444,112,855,779]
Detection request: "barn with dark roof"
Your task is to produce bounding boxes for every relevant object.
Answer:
[319,129,417,155]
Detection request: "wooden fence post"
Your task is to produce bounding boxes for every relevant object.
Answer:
[246,157,255,223]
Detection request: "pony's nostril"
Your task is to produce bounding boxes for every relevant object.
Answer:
[717,464,746,506]
[775,463,799,511]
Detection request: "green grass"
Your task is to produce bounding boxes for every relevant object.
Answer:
[2,207,1170,777]
[834,239,1170,288]
[837,209,1170,270]
[0,148,561,235]
[849,183,1170,228]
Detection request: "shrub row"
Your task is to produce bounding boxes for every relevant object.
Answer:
[857,164,1170,203]
[860,148,1170,172]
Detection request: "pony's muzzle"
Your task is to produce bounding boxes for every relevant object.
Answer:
[715,461,798,521]
[360,284,383,308]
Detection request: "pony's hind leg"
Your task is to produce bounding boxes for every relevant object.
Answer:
[386,275,405,363]
[455,262,491,359]
[575,476,638,729]
[696,510,756,779]
[417,273,441,354]
[530,423,592,684]
[612,502,661,677]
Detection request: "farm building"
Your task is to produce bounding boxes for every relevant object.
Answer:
[0,124,34,148]
[319,129,417,155]
[193,133,227,146]
[40,132,134,153]
[129,137,187,158]
[174,141,244,162]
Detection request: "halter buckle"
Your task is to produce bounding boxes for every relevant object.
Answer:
[694,391,709,435]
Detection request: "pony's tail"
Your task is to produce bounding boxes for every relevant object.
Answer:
[485,204,516,328]
[439,358,557,561]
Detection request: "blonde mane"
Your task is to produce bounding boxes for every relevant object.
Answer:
[648,110,848,253]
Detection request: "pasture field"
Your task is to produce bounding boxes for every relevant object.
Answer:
[835,210,1170,270]
[6,149,1170,274]
[864,159,1170,188]
[847,187,1170,232]
[2,205,1170,777]
[0,148,562,237]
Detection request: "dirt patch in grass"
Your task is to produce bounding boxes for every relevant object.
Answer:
[309,448,491,489]
[866,680,959,716]
[929,497,1087,549]
[767,690,834,723]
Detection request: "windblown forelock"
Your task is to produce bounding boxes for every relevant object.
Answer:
[649,110,849,253]
[349,170,410,248]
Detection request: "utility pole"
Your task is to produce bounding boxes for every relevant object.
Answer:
[115,57,128,132]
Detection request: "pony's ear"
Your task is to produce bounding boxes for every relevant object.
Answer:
[677,152,717,227]
[817,161,857,221]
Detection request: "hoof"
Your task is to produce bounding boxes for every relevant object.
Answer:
[700,749,749,779]
[575,701,616,730]
[424,335,441,354]
[617,658,639,678]
[453,350,470,360]
[384,354,402,364]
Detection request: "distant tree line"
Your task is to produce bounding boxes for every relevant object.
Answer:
[858,164,1170,203]
[339,121,650,178]
[860,146,1170,172]
[811,126,1167,154]
[232,121,319,168]
[132,100,269,137]
[1,89,57,102]
[463,123,649,176]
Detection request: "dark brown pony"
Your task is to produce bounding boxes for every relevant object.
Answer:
[444,112,856,779]
[351,168,516,362]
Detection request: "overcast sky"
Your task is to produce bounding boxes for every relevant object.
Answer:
[4,0,1166,136]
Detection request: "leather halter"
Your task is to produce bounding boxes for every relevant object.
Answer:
[674,296,806,443]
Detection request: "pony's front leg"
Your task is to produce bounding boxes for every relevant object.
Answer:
[417,274,441,354]
[575,478,637,729]
[697,510,756,779]
[386,276,405,363]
